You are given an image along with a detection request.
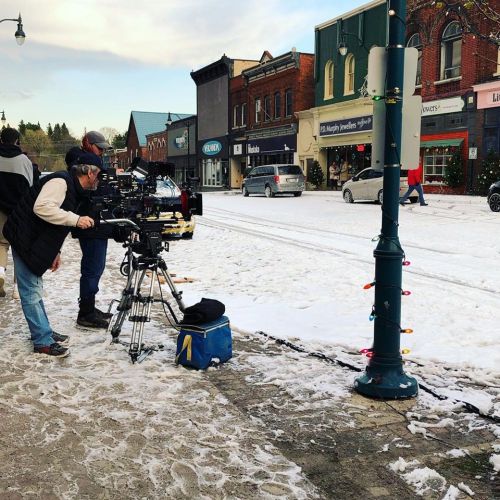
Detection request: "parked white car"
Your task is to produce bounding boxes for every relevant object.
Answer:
[342,168,418,204]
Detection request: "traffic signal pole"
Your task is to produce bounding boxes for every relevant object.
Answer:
[355,0,418,399]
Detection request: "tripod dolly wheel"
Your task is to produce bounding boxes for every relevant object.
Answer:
[120,262,130,276]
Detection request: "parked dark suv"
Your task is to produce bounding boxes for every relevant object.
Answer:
[487,181,500,212]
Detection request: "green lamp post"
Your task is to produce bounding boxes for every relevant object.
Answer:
[355,0,418,399]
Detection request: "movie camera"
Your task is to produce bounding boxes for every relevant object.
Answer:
[94,158,202,248]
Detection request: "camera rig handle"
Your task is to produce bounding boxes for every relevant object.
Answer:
[100,218,140,232]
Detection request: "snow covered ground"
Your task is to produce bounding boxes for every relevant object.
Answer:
[1,189,498,498]
[176,190,499,373]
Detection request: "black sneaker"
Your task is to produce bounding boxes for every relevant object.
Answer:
[34,343,70,358]
[77,311,109,329]
[95,307,113,320]
[420,202,428,206]
[52,332,70,346]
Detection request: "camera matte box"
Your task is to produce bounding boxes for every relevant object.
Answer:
[176,316,232,370]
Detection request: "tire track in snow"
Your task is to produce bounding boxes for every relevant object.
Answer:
[199,216,497,296]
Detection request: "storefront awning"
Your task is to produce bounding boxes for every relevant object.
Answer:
[420,139,463,148]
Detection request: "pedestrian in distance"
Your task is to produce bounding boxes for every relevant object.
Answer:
[65,131,113,329]
[339,160,350,188]
[0,127,34,298]
[2,152,104,357]
[400,164,428,206]
[329,162,340,191]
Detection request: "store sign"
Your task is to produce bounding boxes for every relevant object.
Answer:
[247,134,296,154]
[174,132,188,150]
[477,89,500,109]
[233,144,243,155]
[469,147,478,160]
[319,116,372,137]
[421,97,464,116]
[202,140,222,156]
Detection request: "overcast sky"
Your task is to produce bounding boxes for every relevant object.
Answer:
[1,0,369,139]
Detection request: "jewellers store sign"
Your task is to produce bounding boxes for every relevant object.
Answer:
[320,115,372,137]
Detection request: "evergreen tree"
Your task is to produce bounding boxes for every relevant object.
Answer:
[52,123,62,143]
[112,131,127,149]
[476,149,500,195]
[61,122,70,138]
[47,123,53,138]
[308,160,325,189]
[444,151,464,188]
[18,120,26,135]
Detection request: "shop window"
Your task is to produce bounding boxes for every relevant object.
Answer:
[285,89,293,117]
[274,92,281,119]
[324,60,334,99]
[255,98,261,123]
[440,21,462,80]
[423,150,453,184]
[344,54,355,95]
[264,95,271,122]
[407,33,422,85]
[202,158,223,187]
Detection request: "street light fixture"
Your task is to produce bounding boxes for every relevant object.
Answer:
[1,111,6,128]
[165,111,172,128]
[0,13,26,45]
[338,31,364,56]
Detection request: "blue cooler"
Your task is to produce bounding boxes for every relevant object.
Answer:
[176,315,232,369]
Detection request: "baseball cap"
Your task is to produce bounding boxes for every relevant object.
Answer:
[74,151,104,169]
[84,131,111,150]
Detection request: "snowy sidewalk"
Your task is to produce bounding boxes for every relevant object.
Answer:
[0,237,498,499]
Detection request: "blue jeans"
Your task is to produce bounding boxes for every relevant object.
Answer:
[12,249,54,347]
[400,183,426,205]
[79,238,108,300]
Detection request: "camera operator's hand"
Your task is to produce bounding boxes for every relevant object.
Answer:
[50,253,61,272]
[77,216,95,229]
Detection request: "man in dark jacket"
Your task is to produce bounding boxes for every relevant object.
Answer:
[3,152,102,357]
[65,131,112,328]
[0,127,34,297]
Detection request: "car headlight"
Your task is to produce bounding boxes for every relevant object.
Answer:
[490,183,496,190]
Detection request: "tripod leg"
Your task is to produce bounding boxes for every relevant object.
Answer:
[129,268,153,362]
[109,266,138,340]
[158,260,186,312]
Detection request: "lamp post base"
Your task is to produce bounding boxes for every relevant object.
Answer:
[354,358,418,399]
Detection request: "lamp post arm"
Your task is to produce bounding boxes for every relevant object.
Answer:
[0,18,19,23]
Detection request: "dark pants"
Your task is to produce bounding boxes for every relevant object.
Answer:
[79,238,108,302]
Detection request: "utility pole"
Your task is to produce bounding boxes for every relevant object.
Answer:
[355,0,418,399]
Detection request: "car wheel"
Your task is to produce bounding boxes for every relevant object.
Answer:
[343,189,354,203]
[182,232,194,239]
[489,193,500,212]
[242,186,249,197]
[293,191,302,197]
[377,190,383,204]
[264,185,274,198]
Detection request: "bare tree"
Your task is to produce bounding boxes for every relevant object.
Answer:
[99,127,119,144]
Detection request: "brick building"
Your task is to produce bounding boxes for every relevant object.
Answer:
[146,130,168,162]
[408,0,499,193]
[229,50,314,188]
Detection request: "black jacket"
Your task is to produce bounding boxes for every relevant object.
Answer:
[0,144,33,214]
[3,171,87,276]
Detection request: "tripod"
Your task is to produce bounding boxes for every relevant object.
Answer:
[106,220,186,363]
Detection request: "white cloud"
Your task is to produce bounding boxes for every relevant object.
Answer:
[12,0,340,67]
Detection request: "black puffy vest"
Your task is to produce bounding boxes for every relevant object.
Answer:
[3,171,85,276]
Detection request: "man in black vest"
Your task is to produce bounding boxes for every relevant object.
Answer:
[3,152,103,357]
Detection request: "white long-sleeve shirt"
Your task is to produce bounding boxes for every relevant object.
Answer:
[33,178,80,226]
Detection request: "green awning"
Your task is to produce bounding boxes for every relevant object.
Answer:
[420,139,463,148]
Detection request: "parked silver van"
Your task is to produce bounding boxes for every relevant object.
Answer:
[242,164,305,197]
